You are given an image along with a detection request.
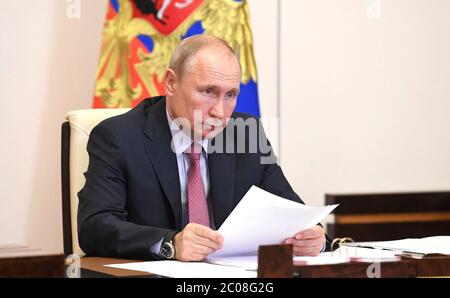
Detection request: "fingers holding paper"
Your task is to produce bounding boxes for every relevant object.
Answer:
[173,223,224,261]
[283,225,326,256]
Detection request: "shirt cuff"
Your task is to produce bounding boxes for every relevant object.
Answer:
[320,242,327,253]
[150,237,164,255]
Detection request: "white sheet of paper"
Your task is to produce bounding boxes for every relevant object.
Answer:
[106,261,257,278]
[207,255,259,270]
[209,186,338,258]
[344,236,450,255]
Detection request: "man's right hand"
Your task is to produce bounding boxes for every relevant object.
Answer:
[173,223,223,261]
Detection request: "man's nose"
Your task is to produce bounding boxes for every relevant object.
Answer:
[210,100,225,119]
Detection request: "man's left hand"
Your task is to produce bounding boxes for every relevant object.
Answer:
[283,225,326,256]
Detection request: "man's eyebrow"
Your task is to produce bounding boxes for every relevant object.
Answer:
[227,86,240,92]
[199,85,239,92]
[230,87,240,94]
[199,84,215,89]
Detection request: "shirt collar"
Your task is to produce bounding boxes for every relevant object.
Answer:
[166,108,209,156]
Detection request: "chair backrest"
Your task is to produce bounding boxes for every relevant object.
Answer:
[61,108,131,256]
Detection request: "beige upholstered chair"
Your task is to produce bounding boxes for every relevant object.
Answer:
[61,108,130,256]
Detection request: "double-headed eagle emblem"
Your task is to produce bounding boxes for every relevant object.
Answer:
[94,0,258,108]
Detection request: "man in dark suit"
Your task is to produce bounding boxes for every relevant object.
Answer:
[78,35,327,261]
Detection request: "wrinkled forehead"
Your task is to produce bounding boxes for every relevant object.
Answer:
[196,64,241,85]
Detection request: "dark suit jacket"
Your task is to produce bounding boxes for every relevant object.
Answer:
[78,96,325,260]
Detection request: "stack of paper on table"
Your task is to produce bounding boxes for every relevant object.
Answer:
[341,236,450,257]
[327,246,401,263]
[107,186,339,277]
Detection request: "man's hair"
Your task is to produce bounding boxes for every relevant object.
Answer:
[168,35,241,78]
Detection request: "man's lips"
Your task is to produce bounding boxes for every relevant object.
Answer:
[202,122,221,131]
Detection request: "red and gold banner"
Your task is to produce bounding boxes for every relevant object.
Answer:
[93,0,260,116]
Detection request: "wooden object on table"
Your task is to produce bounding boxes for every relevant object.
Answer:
[81,257,151,277]
[0,244,64,277]
[257,244,450,278]
[258,244,293,278]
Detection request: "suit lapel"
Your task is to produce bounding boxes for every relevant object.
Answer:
[143,97,182,230]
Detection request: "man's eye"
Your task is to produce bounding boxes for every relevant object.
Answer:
[204,88,213,96]
[226,92,237,100]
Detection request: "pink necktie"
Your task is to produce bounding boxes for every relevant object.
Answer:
[186,144,210,227]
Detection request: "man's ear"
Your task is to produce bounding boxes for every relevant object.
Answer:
[164,68,177,96]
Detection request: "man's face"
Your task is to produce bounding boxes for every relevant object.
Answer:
[165,48,241,139]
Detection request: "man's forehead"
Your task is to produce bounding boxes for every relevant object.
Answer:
[202,65,240,79]
[191,61,241,84]
[194,48,240,70]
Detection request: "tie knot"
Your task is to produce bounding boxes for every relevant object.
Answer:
[186,143,202,161]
